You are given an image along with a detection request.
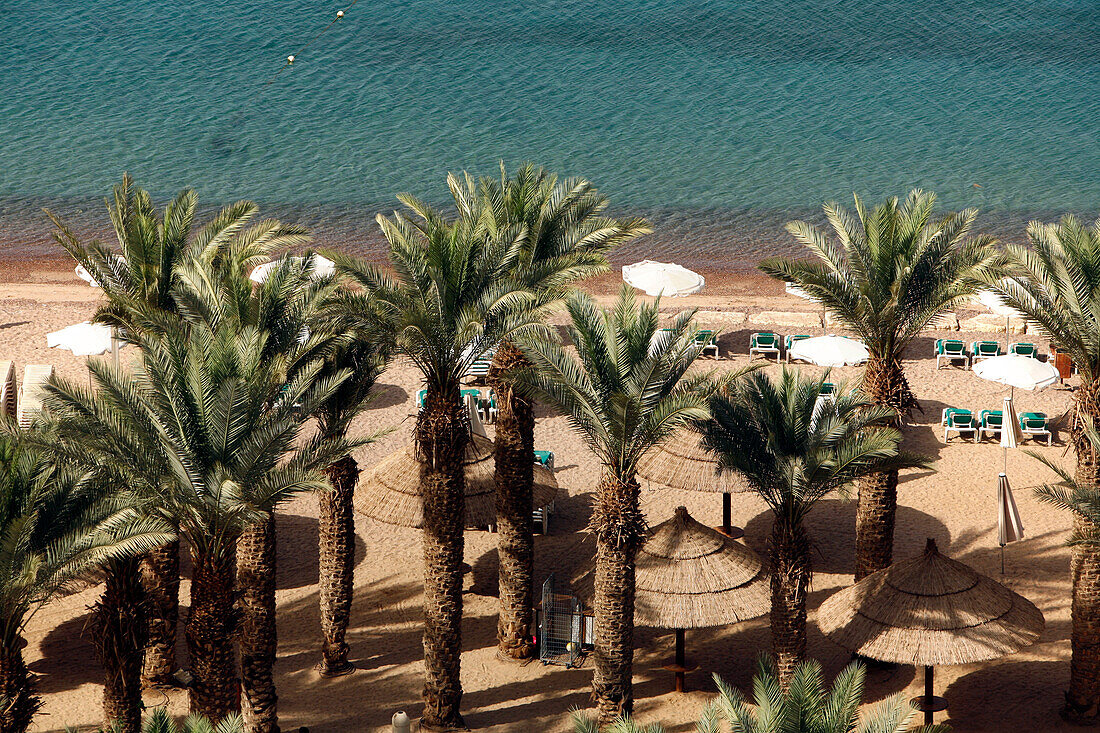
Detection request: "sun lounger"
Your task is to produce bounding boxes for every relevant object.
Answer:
[480,390,497,423]
[784,335,811,362]
[534,450,555,471]
[18,365,53,429]
[694,330,719,359]
[977,409,1003,443]
[942,407,977,443]
[531,450,556,533]
[749,332,781,361]
[0,361,14,419]
[970,341,1001,364]
[1019,412,1052,445]
[1009,342,1039,359]
[820,382,836,396]
[466,357,493,382]
[935,339,969,370]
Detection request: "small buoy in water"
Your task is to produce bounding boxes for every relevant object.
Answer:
[287,55,295,64]
[336,9,344,18]
[972,183,982,188]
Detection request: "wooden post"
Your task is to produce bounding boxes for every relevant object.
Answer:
[722,493,732,535]
[674,629,685,693]
[924,666,934,727]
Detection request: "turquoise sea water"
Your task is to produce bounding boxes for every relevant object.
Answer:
[2,0,1099,268]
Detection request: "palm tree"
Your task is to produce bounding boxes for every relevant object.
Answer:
[995,215,1100,722]
[336,181,540,729]
[0,421,169,733]
[571,656,948,733]
[515,285,727,723]
[44,309,347,723]
[760,190,1002,580]
[473,163,650,660]
[47,176,308,688]
[701,369,922,687]
[309,296,394,677]
[90,707,244,733]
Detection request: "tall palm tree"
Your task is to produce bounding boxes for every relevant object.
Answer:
[572,656,948,733]
[702,369,921,687]
[0,421,169,733]
[44,309,347,723]
[760,190,1002,580]
[994,215,1100,722]
[309,294,394,677]
[47,176,308,687]
[515,285,726,723]
[473,163,650,660]
[336,180,540,729]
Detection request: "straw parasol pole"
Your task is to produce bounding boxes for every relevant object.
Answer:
[818,538,1044,726]
[356,433,558,528]
[638,429,749,538]
[633,506,769,691]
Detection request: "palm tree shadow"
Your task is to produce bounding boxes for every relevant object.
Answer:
[741,499,951,576]
[943,659,1069,731]
[31,611,98,695]
[367,382,409,410]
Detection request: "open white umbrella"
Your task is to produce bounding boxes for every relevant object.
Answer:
[74,264,101,288]
[974,279,1027,332]
[972,355,1059,392]
[622,261,704,297]
[785,282,813,301]
[788,335,869,367]
[47,322,120,357]
[249,255,336,284]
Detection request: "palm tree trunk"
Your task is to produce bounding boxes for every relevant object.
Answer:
[855,354,912,580]
[187,545,239,722]
[318,455,359,677]
[238,513,278,733]
[769,515,811,690]
[0,621,40,733]
[1065,388,1100,723]
[417,390,467,730]
[140,540,179,687]
[95,556,146,733]
[490,342,535,661]
[591,473,645,725]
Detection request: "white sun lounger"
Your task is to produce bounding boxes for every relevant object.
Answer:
[18,365,53,429]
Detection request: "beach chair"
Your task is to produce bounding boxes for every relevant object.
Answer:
[416,389,427,410]
[1019,412,1053,445]
[784,334,811,362]
[466,357,492,382]
[970,341,1001,364]
[17,365,53,429]
[819,382,836,396]
[977,409,1003,443]
[534,450,555,471]
[0,361,14,419]
[935,339,969,370]
[694,330,719,359]
[941,407,977,443]
[749,332,781,361]
[480,390,497,423]
[1009,342,1039,359]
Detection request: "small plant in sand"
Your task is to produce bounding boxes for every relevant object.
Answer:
[571,655,950,733]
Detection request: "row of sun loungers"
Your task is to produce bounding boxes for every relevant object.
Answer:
[941,407,1053,445]
[935,339,1042,370]
[751,332,831,363]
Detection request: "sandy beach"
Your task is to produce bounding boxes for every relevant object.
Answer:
[0,262,1082,732]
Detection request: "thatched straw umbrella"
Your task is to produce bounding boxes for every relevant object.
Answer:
[636,506,769,691]
[818,538,1044,725]
[637,427,749,537]
[356,434,558,528]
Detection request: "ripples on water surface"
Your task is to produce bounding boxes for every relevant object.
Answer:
[2,0,1098,268]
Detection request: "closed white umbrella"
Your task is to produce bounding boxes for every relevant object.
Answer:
[249,255,336,284]
[622,261,705,297]
[997,474,1024,574]
[466,393,487,439]
[1000,395,1022,451]
[788,335,869,367]
[972,355,1059,392]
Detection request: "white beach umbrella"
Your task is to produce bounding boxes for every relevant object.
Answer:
[785,282,813,301]
[788,335,869,367]
[997,473,1025,574]
[466,393,487,439]
[622,261,704,297]
[47,321,120,357]
[74,264,101,287]
[249,255,336,284]
[1000,395,1023,451]
[972,355,1059,392]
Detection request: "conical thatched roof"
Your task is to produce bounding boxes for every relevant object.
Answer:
[637,428,748,493]
[355,434,559,528]
[634,506,769,629]
[818,538,1044,666]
